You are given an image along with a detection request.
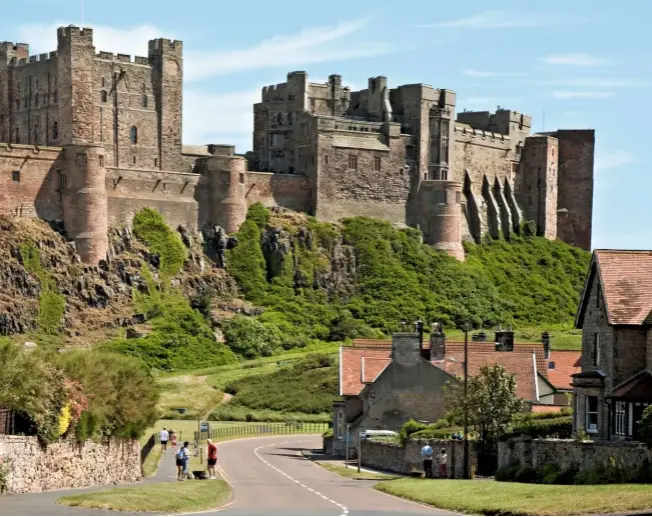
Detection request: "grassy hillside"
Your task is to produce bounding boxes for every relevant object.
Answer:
[223,205,590,357]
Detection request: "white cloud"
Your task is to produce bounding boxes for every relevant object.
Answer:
[463,69,525,78]
[183,88,260,149]
[542,78,650,88]
[460,97,520,106]
[15,22,169,57]
[595,149,634,172]
[552,91,615,99]
[415,10,557,29]
[184,19,392,82]
[541,53,607,66]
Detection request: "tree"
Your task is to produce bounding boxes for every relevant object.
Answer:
[444,363,523,446]
[638,405,652,447]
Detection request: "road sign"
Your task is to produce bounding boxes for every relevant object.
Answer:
[200,422,209,432]
[359,430,367,440]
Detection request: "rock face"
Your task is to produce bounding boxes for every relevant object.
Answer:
[260,212,357,300]
[0,435,140,493]
[0,217,238,339]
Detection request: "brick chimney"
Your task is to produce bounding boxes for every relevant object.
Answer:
[542,332,551,360]
[391,333,422,365]
[430,323,446,361]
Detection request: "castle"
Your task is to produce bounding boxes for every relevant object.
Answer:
[0,26,594,265]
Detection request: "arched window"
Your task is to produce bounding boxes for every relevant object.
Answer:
[14,128,19,144]
[101,90,108,103]
[52,121,58,140]
[130,126,138,144]
[141,94,148,108]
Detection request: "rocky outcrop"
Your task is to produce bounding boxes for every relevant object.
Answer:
[0,217,238,340]
[261,212,357,300]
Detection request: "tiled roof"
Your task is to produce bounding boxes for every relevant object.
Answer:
[332,134,390,151]
[592,250,652,325]
[610,370,652,400]
[433,352,538,401]
[340,347,391,396]
[547,351,581,390]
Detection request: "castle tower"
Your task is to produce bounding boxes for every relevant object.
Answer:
[427,91,455,181]
[205,145,247,234]
[61,144,108,265]
[420,180,464,261]
[148,38,183,172]
[56,26,94,144]
[0,42,29,143]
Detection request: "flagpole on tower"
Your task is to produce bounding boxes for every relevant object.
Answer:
[81,0,85,27]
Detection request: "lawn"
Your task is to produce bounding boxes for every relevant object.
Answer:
[57,479,230,513]
[156,374,224,420]
[316,461,398,481]
[375,478,652,516]
[141,446,163,477]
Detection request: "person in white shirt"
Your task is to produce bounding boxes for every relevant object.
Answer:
[159,428,170,452]
[436,448,448,478]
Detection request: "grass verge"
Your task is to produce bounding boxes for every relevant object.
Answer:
[141,447,163,477]
[316,461,398,481]
[57,479,230,513]
[374,478,652,516]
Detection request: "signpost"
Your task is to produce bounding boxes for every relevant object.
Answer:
[344,424,350,470]
[358,430,365,473]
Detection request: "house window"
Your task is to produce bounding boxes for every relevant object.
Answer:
[99,155,105,167]
[154,158,158,167]
[59,172,67,189]
[374,157,381,171]
[614,400,627,436]
[11,171,20,183]
[512,162,518,173]
[101,91,108,103]
[435,190,447,204]
[586,395,599,434]
[142,94,148,108]
[594,333,600,366]
[336,410,344,440]
[348,155,358,170]
[130,126,138,144]
[77,153,87,167]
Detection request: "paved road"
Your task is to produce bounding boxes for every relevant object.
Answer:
[0,434,456,516]
[205,434,456,516]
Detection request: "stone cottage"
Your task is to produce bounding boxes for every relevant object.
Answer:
[331,329,559,456]
[573,250,652,440]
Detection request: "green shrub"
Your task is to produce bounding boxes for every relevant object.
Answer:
[399,419,429,444]
[222,315,280,359]
[514,466,539,483]
[495,463,520,482]
[221,354,337,414]
[132,208,186,279]
[505,416,573,439]
[226,220,267,301]
[247,203,270,230]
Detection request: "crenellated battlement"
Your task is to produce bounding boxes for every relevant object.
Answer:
[147,38,183,58]
[57,25,94,45]
[96,51,150,65]
[457,108,532,135]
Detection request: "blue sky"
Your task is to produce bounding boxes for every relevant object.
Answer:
[2,0,649,250]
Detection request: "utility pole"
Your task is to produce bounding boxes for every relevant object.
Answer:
[463,323,470,479]
[345,424,350,470]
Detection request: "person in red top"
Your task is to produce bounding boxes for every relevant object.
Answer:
[207,439,218,479]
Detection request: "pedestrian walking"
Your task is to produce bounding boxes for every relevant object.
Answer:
[159,427,169,452]
[207,439,218,479]
[176,441,191,481]
[169,429,177,452]
[436,448,448,478]
[421,443,434,478]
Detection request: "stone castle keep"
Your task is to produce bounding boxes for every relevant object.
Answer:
[0,26,595,265]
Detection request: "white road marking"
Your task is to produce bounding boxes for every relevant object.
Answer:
[254,441,349,516]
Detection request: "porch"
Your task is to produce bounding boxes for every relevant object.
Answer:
[608,369,652,441]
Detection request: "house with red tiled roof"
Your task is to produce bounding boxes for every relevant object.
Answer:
[573,250,652,441]
[331,328,571,456]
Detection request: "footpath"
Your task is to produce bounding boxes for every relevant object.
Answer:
[0,447,184,516]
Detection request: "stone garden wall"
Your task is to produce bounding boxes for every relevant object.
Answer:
[360,438,476,478]
[499,438,652,472]
[0,435,141,493]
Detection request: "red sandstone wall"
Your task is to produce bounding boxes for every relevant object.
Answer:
[0,144,62,220]
[245,171,311,212]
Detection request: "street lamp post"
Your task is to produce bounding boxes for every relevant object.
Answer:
[463,323,470,479]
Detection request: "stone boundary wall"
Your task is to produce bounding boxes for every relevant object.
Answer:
[0,435,141,494]
[498,438,652,472]
[361,438,476,478]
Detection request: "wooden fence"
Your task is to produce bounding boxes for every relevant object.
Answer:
[140,433,159,465]
[194,422,328,442]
